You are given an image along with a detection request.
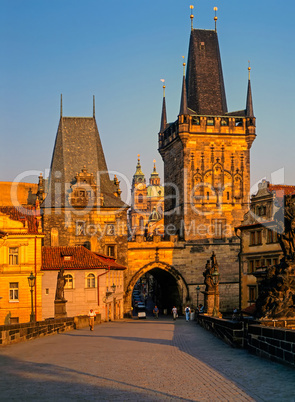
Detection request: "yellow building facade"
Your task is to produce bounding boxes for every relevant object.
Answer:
[0,206,43,324]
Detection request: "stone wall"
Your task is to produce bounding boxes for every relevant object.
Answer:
[0,314,101,346]
[248,324,295,367]
[197,315,295,368]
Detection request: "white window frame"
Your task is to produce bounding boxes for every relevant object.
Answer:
[9,247,19,265]
[86,273,96,288]
[9,282,19,301]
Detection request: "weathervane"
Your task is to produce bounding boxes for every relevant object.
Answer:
[248,60,251,80]
[182,56,186,76]
[160,78,165,97]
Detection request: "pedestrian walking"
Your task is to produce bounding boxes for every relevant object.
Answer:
[172,306,177,320]
[198,304,204,313]
[88,309,96,331]
[153,305,159,319]
[185,305,190,321]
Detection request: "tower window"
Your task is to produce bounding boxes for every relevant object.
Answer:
[207,192,209,200]
[227,192,230,201]
[138,194,143,203]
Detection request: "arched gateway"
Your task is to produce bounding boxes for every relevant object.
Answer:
[125,261,189,315]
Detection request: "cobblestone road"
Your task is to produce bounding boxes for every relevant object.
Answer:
[1,318,295,401]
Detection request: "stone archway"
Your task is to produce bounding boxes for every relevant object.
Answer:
[124,261,189,315]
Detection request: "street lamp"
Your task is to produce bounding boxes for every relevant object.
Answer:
[111,283,116,293]
[196,285,200,308]
[27,272,36,322]
[212,267,220,317]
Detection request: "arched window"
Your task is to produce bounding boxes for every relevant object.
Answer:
[64,274,73,289]
[87,273,96,288]
[138,193,143,203]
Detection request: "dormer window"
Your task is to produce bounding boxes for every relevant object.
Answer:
[63,255,72,261]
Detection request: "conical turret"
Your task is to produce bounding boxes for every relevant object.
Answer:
[246,66,254,117]
[179,61,188,115]
[160,84,167,132]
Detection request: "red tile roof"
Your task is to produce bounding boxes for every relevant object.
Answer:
[42,246,126,271]
[0,206,40,234]
[94,252,126,270]
[268,184,295,195]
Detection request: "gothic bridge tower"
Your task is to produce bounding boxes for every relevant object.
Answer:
[42,96,128,266]
[158,14,256,242]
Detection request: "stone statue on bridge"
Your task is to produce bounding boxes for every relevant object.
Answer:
[254,194,295,319]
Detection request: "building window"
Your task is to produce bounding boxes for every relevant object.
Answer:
[106,245,116,257]
[9,248,19,265]
[76,221,85,236]
[45,288,49,295]
[106,224,115,236]
[138,193,143,203]
[249,230,262,246]
[64,274,73,289]
[139,217,144,229]
[207,192,209,201]
[212,219,225,239]
[267,229,277,243]
[248,260,255,274]
[87,273,96,288]
[9,282,19,301]
[226,191,230,201]
[248,286,256,303]
[273,258,279,265]
[10,317,19,324]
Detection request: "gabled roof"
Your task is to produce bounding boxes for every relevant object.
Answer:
[42,246,126,271]
[186,29,227,116]
[44,116,127,209]
[42,246,108,270]
[0,206,40,234]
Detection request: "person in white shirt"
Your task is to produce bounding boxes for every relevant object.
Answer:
[172,306,177,320]
[88,309,96,331]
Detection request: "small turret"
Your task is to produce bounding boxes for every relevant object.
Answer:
[132,155,146,186]
[246,64,254,117]
[179,58,188,116]
[149,160,160,186]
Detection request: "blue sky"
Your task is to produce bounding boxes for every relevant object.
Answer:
[1,0,295,201]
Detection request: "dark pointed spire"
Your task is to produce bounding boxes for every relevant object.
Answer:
[179,59,188,115]
[246,64,254,117]
[160,83,167,132]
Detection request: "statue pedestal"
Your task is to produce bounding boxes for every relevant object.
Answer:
[204,290,220,316]
[54,300,67,318]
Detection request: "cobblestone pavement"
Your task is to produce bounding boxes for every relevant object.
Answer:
[1,318,295,401]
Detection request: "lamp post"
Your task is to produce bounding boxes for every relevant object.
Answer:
[212,267,220,317]
[111,283,116,293]
[27,272,36,322]
[196,285,200,308]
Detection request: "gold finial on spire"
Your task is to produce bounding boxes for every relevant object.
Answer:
[137,154,140,161]
[160,79,166,97]
[213,7,218,32]
[190,5,194,31]
[182,56,186,76]
[248,60,251,80]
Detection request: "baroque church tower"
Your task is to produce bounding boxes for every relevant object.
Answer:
[129,156,164,236]
[158,13,256,241]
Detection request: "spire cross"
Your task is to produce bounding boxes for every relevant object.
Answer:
[190,5,194,31]
[60,94,63,118]
[214,7,218,32]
